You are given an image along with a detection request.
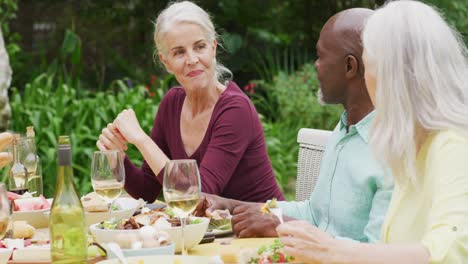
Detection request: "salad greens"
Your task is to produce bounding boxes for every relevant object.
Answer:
[97,219,125,230]
[248,239,294,264]
[164,207,175,218]
[190,218,203,225]
[111,204,121,211]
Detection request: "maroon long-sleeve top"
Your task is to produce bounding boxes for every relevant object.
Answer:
[124,81,284,203]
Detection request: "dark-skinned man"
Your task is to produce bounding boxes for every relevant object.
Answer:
[195,8,393,242]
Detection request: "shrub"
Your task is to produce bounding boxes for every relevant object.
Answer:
[8,73,161,197]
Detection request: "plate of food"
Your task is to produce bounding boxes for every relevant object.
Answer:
[0,229,106,264]
[207,209,233,237]
[96,255,213,264]
[80,192,144,226]
[9,192,52,229]
[89,207,209,253]
[102,225,175,258]
[239,239,297,264]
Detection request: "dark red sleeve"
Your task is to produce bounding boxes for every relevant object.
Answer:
[123,91,172,202]
[199,97,253,194]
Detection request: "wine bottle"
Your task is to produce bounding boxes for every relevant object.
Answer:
[24,126,43,197]
[50,135,87,264]
[8,134,28,194]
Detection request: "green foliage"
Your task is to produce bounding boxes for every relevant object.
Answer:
[5,28,175,197]
[422,0,467,42]
[8,73,160,197]
[252,64,342,198]
[0,0,21,77]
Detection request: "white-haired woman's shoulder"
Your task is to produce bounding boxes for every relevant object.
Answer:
[428,130,468,152]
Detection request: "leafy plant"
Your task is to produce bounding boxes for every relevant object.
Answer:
[0,0,20,68]
[8,72,160,197]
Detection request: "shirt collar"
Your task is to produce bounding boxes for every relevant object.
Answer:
[339,111,375,143]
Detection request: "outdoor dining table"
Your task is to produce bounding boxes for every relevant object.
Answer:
[6,228,277,264]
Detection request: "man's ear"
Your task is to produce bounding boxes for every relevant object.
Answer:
[345,54,359,79]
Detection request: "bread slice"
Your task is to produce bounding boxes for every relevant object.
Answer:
[81,192,108,212]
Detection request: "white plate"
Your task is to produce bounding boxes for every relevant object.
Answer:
[12,199,53,228]
[0,248,12,264]
[106,243,175,258]
[210,228,233,237]
[44,197,139,227]
[97,255,213,264]
[90,217,210,253]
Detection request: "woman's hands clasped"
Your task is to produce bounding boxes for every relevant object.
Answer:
[96,109,146,151]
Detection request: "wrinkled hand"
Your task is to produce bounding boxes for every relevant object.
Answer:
[0,152,11,169]
[0,132,12,151]
[276,220,336,263]
[193,193,233,217]
[231,204,280,238]
[96,123,128,152]
[0,132,13,169]
[113,109,146,145]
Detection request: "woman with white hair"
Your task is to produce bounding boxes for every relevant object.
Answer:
[276,1,468,263]
[97,1,284,203]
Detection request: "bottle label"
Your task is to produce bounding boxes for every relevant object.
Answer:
[58,147,72,166]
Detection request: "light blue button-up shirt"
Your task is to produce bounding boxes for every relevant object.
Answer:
[278,111,393,242]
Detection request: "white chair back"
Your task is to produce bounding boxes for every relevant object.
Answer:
[295,128,332,201]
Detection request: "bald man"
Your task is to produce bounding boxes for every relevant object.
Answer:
[195,8,393,242]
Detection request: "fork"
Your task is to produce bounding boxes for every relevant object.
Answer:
[269,207,284,224]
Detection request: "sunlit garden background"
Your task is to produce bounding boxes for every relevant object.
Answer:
[0,0,466,200]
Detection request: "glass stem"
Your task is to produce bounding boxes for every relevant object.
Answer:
[181,216,186,255]
[108,200,113,220]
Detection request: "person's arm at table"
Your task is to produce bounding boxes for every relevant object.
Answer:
[194,193,297,238]
[97,93,172,202]
[277,220,429,264]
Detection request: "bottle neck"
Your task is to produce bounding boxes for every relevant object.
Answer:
[57,145,74,188]
[28,138,37,153]
[12,142,20,163]
[56,165,74,190]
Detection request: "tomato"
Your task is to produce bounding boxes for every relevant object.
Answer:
[277,252,286,262]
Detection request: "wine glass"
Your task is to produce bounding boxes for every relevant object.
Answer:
[163,159,201,255]
[90,150,125,219]
[0,184,10,239]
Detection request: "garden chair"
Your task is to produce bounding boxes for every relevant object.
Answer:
[295,128,332,201]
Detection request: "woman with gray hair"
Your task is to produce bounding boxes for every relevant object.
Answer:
[276,1,468,263]
[97,1,284,203]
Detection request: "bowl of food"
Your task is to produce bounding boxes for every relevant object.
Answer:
[44,195,142,227]
[81,193,143,226]
[101,225,175,258]
[89,208,209,253]
[208,209,233,236]
[159,216,209,253]
[238,239,295,264]
[11,195,52,229]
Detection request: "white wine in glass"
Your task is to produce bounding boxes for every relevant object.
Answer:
[0,184,10,239]
[90,150,125,218]
[163,159,201,255]
[93,180,124,202]
[165,192,200,217]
